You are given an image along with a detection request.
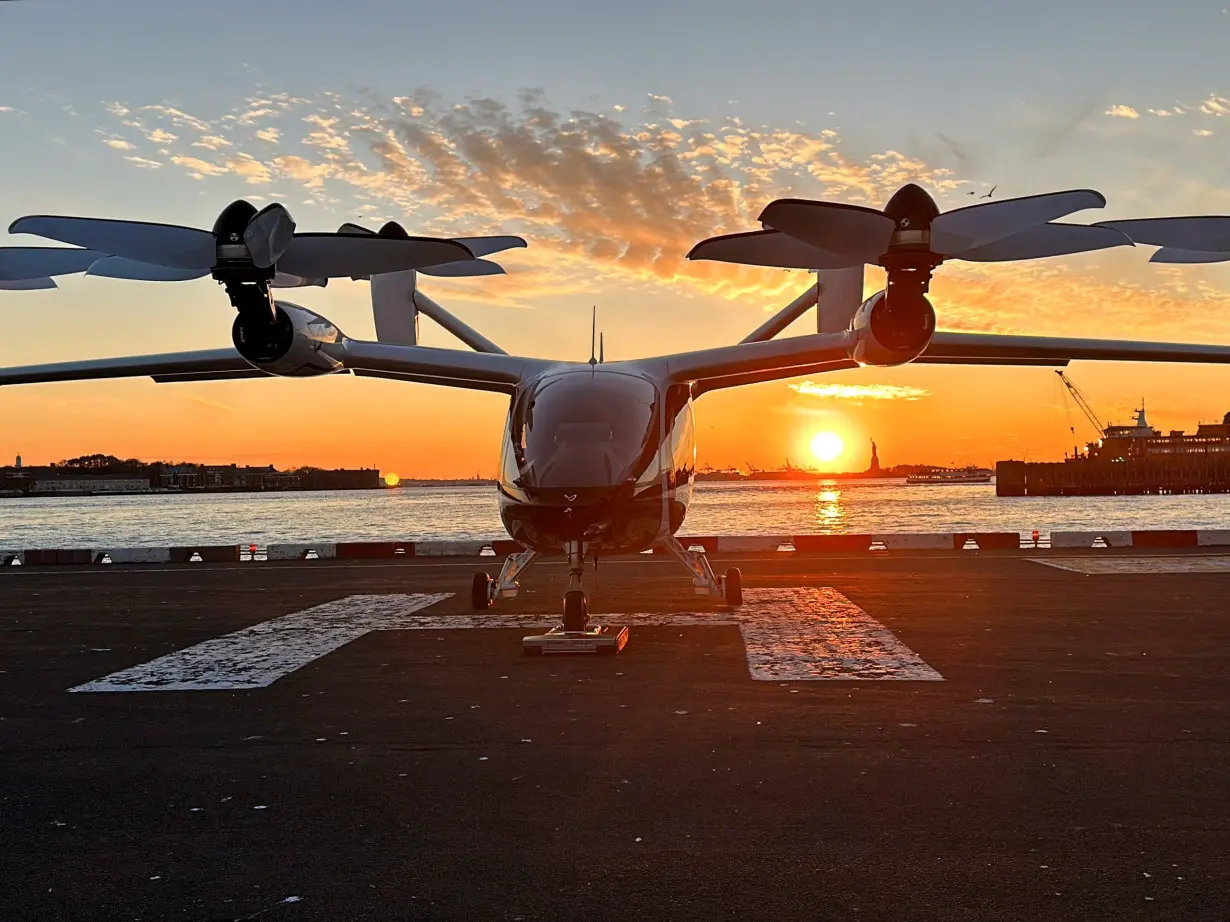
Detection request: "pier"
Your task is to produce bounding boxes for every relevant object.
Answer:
[4,549,1230,920]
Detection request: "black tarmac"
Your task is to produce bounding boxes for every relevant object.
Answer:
[3,551,1230,921]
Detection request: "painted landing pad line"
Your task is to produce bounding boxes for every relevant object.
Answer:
[1032,556,1230,575]
[70,588,941,692]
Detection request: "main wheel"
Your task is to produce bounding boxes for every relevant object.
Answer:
[562,589,589,632]
[471,572,494,610]
[723,567,743,606]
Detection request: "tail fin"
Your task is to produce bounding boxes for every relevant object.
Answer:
[814,267,865,334]
[371,269,419,346]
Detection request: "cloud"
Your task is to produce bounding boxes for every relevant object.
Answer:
[147,128,178,144]
[103,138,136,150]
[123,155,162,169]
[169,154,228,178]
[1194,129,1214,137]
[176,393,235,414]
[226,154,271,184]
[789,382,932,401]
[1104,105,1140,119]
[140,105,211,133]
[94,86,1230,332]
[192,134,231,150]
[1200,95,1230,116]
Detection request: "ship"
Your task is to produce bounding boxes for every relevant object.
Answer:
[905,466,994,485]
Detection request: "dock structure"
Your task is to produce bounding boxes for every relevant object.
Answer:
[997,456,1230,495]
[4,550,1230,919]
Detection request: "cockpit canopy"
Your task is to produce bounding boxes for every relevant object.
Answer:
[506,370,661,491]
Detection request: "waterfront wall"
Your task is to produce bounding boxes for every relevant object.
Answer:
[997,458,1230,496]
[4,530,1227,566]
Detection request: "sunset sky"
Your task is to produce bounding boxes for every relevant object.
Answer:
[5,1,1230,476]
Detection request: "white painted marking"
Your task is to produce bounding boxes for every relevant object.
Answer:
[736,588,942,681]
[70,593,452,692]
[1032,556,1230,575]
[71,588,940,692]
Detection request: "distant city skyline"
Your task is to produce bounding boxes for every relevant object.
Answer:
[5,2,1230,476]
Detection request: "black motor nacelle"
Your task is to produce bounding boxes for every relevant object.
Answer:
[849,286,936,366]
[232,301,346,377]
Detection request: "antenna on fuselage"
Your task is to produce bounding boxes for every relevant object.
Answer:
[589,305,598,367]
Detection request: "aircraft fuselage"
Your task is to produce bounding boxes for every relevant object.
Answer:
[496,366,696,555]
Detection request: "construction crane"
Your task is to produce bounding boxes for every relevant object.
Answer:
[1055,370,1106,439]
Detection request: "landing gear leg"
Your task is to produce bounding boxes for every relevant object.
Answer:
[656,535,743,606]
[562,540,589,632]
[472,547,538,609]
[521,540,629,655]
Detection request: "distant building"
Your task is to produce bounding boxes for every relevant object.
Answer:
[14,454,21,469]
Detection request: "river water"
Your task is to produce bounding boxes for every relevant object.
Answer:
[4,480,1230,548]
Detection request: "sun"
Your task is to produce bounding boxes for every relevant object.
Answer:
[384,472,401,487]
[809,431,844,464]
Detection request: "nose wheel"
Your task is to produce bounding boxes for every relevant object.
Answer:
[562,589,589,632]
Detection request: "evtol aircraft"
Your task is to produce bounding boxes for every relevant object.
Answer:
[5,185,1230,635]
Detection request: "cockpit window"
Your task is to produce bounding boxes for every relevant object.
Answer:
[510,371,659,489]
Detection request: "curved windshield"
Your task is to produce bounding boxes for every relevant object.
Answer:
[509,371,660,490]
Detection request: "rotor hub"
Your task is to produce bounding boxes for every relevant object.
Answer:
[880,183,943,279]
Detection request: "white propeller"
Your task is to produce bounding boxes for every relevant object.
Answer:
[1096,217,1230,262]
[690,184,1124,270]
[0,246,109,288]
[10,200,476,280]
[337,221,526,278]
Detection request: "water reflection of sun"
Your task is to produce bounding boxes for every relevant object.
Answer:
[813,485,846,531]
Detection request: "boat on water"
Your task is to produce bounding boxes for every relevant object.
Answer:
[905,466,994,485]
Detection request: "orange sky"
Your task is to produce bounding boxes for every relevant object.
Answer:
[6,90,1230,476]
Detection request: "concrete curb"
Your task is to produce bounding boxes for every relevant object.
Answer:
[3,529,1224,565]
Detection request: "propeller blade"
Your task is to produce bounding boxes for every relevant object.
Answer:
[757,200,895,259]
[272,272,329,287]
[9,215,217,270]
[0,247,107,281]
[244,204,296,268]
[337,222,377,235]
[1096,216,1230,252]
[277,234,475,278]
[451,235,527,258]
[86,256,210,282]
[931,190,1106,254]
[687,229,864,270]
[0,277,57,291]
[949,223,1133,263]
[418,258,506,277]
[1149,247,1230,264]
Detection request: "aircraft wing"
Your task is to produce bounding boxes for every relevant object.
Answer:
[0,349,258,386]
[0,339,550,393]
[922,333,1230,364]
[660,331,855,394]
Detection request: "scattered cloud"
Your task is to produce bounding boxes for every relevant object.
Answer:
[147,128,178,144]
[169,154,228,178]
[192,134,231,150]
[103,138,136,150]
[1194,128,1214,137]
[91,86,1230,332]
[790,382,932,401]
[1201,95,1230,116]
[122,155,163,169]
[226,154,271,184]
[1104,105,1140,119]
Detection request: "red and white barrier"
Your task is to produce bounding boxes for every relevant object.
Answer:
[6,530,1230,566]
